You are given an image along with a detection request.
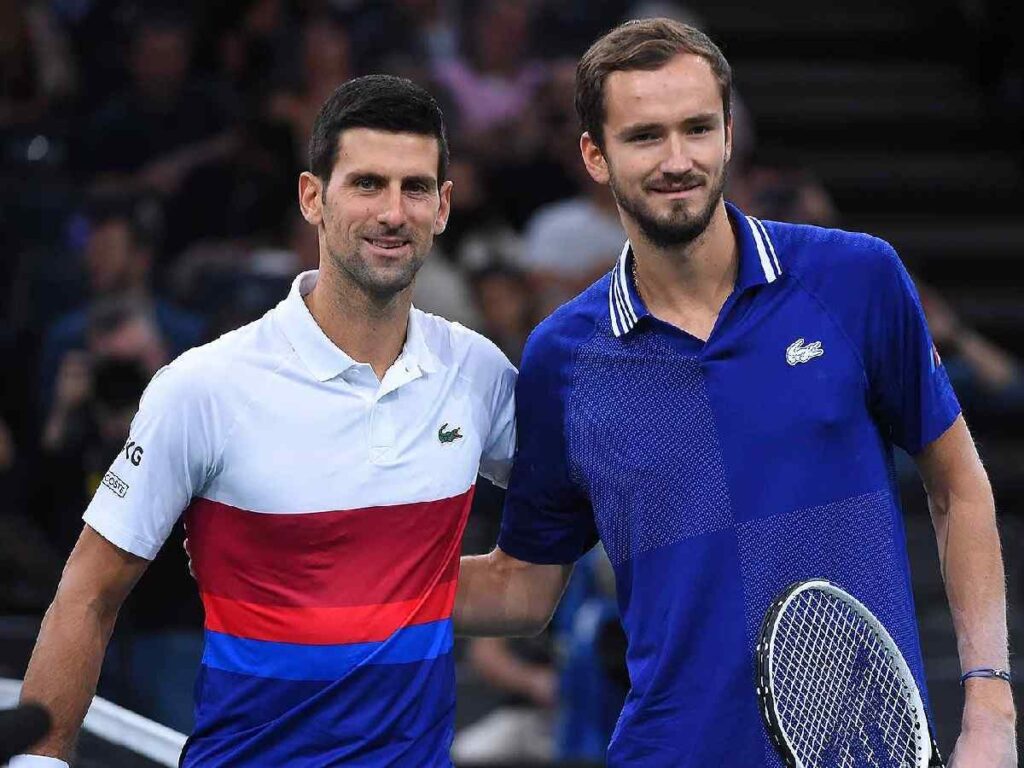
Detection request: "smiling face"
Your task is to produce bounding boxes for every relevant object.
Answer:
[299,127,452,301]
[581,53,732,249]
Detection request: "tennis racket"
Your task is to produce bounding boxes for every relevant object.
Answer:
[755,579,945,768]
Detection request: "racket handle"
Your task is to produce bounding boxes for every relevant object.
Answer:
[928,737,946,767]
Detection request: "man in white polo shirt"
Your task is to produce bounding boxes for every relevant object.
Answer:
[16,75,516,767]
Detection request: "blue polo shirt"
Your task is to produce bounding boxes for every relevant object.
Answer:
[498,202,961,767]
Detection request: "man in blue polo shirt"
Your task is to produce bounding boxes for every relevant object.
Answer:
[455,18,1016,767]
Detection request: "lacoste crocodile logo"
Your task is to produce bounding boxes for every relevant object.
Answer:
[438,423,463,444]
[786,338,824,366]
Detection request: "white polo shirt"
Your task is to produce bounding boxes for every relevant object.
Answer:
[84,269,516,557]
[80,269,518,766]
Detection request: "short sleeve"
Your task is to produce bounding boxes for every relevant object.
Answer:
[497,326,597,564]
[865,241,961,454]
[83,360,222,559]
[479,355,517,489]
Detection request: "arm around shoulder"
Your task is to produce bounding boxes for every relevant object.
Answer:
[454,547,573,637]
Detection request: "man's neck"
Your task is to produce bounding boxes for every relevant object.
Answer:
[627,202,739,340]
[304,267,412,381]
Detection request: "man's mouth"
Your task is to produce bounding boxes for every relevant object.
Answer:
[364,237,410,251]
[648,180,703,194]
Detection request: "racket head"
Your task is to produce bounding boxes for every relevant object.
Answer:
[755,579,934,768]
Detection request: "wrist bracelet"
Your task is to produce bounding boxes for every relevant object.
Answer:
[959,667,1012,685]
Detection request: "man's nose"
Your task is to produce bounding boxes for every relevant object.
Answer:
[376,185,406,229]
[660,133,695,175]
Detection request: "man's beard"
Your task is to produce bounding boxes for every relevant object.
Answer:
[610,167,726,249]
[332,233,428,303]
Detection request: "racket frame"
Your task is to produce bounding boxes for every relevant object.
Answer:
[755,579,934,768]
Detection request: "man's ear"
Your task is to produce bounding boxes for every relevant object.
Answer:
[299,172,324,226]
[580,132,610,185]
[724,115,733,165]
[434,179,453,235]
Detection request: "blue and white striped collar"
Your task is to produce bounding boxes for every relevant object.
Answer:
[608,202,783,338]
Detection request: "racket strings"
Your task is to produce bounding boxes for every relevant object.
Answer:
[771,590,920,767]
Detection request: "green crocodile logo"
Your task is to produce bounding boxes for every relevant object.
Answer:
[438,423,463,444]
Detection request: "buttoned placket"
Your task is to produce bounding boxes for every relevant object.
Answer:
[344,353,425,465]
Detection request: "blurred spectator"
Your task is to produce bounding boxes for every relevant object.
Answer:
[484,59,583,229]
[214,0,296,107]
[269,14,352,162]
[729,165,839,227]
[520,177,624,316]
[38,350,150,551]
[530,0,628,60]
[433,0,546,152]
[555,547,627,761]
[349,0,458,73]
[0,0,76,128]
[171,209,318,337]
[79,11,238,255]
[453,547,626,764]
[468,264,537,366]
[0,333,63,613]
[919,284,1024,411]
[438,157,522,269]
[183,114,298,245]
[411,157,522,332]
[38,196,206,413]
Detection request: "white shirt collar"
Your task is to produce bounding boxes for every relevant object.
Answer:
[276,270,442,382]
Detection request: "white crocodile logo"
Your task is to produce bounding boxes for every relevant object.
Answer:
[786,338,825,366]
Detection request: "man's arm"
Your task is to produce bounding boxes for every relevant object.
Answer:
[455,548,572,637]
[18,525,149,762]
[914,415,1016,763]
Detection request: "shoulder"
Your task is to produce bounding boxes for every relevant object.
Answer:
[148,315,273,408]
[763,219,906,297]
[413,308,515,382]
[523,275,610,372]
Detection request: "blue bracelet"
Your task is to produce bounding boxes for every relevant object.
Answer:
[959,667,1012,685]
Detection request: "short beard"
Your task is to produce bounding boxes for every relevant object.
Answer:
[335,247,426,306]
[610,166,727,249]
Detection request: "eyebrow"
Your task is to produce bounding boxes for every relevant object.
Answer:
[617,113,721,139]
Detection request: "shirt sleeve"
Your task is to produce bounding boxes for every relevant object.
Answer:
[497,325,597,564]
[82,359,222,559]
[864,240,961,455]
[478,354,517,489]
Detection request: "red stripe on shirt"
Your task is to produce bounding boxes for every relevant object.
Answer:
[201,578,457,645]
[185,488,473,608]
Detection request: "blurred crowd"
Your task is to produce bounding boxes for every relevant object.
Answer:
[1,0,1022,763]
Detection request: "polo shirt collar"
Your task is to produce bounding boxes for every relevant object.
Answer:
[729,201,784,292]
[608,202,784,338]
[277,270,441,381]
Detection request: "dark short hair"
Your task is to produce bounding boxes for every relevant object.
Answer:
[308,74,449,185]
[575,18,732,150]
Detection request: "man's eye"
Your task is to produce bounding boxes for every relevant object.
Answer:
[690,125,711,135]
[355,178,378,190]
[630,133,656,142]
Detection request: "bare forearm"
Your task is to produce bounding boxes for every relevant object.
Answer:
[19,595,120,759]
[934,496,1008,673]
[454,551,570,637]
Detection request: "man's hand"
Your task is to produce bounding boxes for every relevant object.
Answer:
[949,719,1016,767]
[948,681,1016,767]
